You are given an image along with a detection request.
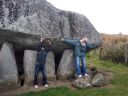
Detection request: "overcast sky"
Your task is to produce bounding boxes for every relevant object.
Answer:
[47,0,128,35]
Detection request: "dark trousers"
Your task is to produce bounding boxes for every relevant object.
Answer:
[33,63,47,85]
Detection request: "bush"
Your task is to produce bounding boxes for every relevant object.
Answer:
[96,34,128,64]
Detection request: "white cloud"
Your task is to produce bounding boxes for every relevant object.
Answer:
[47,0,128,35]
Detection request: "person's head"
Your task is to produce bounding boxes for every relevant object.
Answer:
[41,40,51,51]
[80,37,88,44]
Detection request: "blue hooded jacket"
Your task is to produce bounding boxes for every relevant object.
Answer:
[64,38,96,57]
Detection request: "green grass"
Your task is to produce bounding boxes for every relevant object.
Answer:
[19,54,128,96]
[86,53,128,75]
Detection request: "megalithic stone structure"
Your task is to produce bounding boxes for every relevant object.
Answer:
[0,0,101,53]
[0,0,102,86]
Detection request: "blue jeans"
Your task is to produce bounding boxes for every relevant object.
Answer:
[34,63,47,85]
[75,56,86,76]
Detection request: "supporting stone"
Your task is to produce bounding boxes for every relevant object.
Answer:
[23,50,37,84]
[57,49,75,80]
[45,51,56,80]
[24,50,56,84]
[0,42,18,86]
[0,51,2,83]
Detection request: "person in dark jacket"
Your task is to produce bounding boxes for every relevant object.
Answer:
[34,38,52,88]
[61,37,96,78]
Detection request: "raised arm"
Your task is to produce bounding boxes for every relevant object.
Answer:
[44,40,53,52]
[87,43,97,49]
[63,38,78,46]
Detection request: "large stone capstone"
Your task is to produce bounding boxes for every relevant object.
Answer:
[0,0,101,52]
[0,42,18,86]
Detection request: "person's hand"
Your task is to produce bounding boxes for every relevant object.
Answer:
[40,38,45,42]
[60,37,64,41]
[46,40,51,45]
[84,37,88,42]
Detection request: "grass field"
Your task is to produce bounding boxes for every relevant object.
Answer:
[19,54,128,96]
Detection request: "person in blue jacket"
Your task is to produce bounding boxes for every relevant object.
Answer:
[61,37,96,78]
[34,38,52,88]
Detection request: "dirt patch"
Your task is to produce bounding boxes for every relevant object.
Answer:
[0,70,114,96]
[0,80,77,96]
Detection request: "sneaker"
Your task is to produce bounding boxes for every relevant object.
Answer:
[34,85,39,88]
[84,74,88,77]
[44,84,48,87]
[78,75,82,78]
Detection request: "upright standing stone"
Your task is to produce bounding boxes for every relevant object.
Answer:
[0,51,2,83]
[0,42,18,86]
[23,50,37,84]
[45,51,56,80]
[57,49,75,80]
